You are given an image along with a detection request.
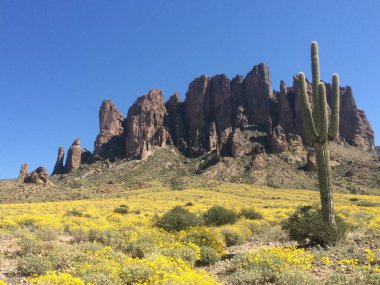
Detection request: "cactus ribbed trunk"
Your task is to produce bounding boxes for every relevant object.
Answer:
[298,41,340,231]
[315,143,336,226]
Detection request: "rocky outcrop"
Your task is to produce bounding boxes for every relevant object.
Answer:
[165,92,186,146]
[18,163,29,181]
[65,139,82,172]
[338,87,374,151]
[306,149,317,171]
[50,63,374,173]
[235,105,248,130]
[24,166,48,184]
[52,147,65,175]
[244,63,273,124]
[268,125,289,153]
[273,77,374,150]
[286,133,303,152]
[93,100,125,160]
[125,89,171,157]
[230,129,251,158]
[81,148,92,164]
[138,141,149,160]
[208,122,218,151]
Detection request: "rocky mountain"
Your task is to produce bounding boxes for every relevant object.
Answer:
[45,63,375,174]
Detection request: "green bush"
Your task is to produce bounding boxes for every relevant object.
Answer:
[17,254,53,276]
[34,226,60,241]
[240,208,263,220]
[65,209,83,217]
[181,228,225,256]
[281,205,348,245]
[198,246,221,265]
[221,229,244,246]
[114,204,129,214]
[228,267,319,285]
[203,206,238,226]
[155,206,200,232]
[17,236,54,256]
[120,262,154,284]
[123,244,145,259]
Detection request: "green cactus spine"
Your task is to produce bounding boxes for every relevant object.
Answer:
[298,41,340,228]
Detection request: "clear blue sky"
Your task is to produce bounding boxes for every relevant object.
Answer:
[0,1,379,179]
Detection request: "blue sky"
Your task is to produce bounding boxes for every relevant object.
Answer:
[0,1,379,179]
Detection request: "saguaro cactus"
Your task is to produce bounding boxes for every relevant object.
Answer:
[298,41,340,228]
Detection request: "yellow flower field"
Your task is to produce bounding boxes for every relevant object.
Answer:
[0,184,380,284]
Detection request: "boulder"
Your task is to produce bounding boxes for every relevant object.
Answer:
[251,143,266,155]
[306,149,317,171]
[230,128,251,158]
[286,133,303,152]
[250,154,267,169]
[268,125,289,153]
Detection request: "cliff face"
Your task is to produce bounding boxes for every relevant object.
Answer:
[93,100,125,160]
[56,64,373,172]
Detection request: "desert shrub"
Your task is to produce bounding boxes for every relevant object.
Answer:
[181,227,226,256]
[18,218,36,227]
[281,205,349,245]
[155,206,200,232]
[240,207,263,220]
[228,246,314,284]
[327,271,380,285]
[17,236,54,256]
[17,254,53,276]
[65,209,83,217]
[88,229,124,249]
[27,271,85,285]
[69,228,89,243]
[198,246,221,265]
[34,226,60,241]
[124,244,145,259]
[228,267,318,285]
[221,229,244,246]
[77,272,116,285]
[114,204,129,214]
[119,260,155,284]
[355,200,379,207]
[46,245,79,270]
[203,205,238,226]
[161,242,200,266]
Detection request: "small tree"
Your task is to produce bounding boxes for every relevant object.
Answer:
[298,41,340,230]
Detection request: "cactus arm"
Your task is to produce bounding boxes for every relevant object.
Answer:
[328,73,340,139]
[311,41,320,127]
[298,72,319,144]
[318,82,328,143]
